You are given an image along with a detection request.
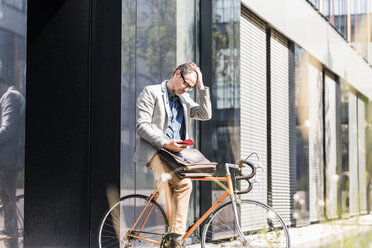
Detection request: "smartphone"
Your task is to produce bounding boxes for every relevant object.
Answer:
[179,139,195,146]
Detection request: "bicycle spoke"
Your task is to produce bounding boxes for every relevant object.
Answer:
[102,239,120,248]
[202,200,289,248]
[0,195,24,248]
[101,228,121,236]
[99,195,168,248]
[110,207,121,225]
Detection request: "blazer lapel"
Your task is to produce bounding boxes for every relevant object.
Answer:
[179,96,189,139]
[161,81,170,124]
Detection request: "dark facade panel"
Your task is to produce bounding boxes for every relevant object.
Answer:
[199,0,213,222]
[90,0,121,246]
[25,0,121,247]
[25,0,91,247]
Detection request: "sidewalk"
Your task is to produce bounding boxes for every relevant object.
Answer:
[290,214,372,248]
[187,214,372,248]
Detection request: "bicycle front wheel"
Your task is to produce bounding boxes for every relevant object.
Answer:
[202,199,290,248]
[98,194,168,248]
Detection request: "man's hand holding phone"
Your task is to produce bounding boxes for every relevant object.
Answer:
[164,140,188,152]
[163,139,194,152]
[177,139,195,146]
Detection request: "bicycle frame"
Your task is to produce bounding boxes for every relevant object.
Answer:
[126,164,241,246]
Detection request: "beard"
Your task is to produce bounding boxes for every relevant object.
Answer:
[175,90,185,96]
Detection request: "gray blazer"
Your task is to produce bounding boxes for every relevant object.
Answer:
[0,87,25,167]
[135,81,212,166]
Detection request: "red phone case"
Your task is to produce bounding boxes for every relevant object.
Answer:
[180,139,194,145]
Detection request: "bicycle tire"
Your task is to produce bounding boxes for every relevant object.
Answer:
[98,194,168,248]
[201,199,290,248]
[0,194,24,247]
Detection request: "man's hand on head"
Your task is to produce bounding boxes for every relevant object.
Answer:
[163,140,187,152]
[195,68,204,90]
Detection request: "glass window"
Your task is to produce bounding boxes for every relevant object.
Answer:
[309,0,321,10]
[367,101,372,212]
[0,0,26,246]
[340,80,350,218]
[323,0,331,21]
[349,0,369,59]
[357,96,367,213]
[121,0,199,235]
[210,0,240,164]
[333,0,348,39]
[347,90,360,215]
[207,0,240,203]
[324,71,339,219]
[293,45,326,225]
[2,0,25,11]
[294,44,310,226]
[306,0,371,63]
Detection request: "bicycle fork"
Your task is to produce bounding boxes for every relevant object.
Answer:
[230,196,248,245]
[225,163,248,245]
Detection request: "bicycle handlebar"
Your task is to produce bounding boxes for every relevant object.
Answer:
[235,160,256,180]
[227,160,256,195]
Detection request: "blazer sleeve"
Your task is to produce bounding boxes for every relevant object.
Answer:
[136,87,166,149]
[0,93,23,146]
[189,86,212,120]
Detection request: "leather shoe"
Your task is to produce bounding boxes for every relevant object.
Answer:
[168,233,185,248]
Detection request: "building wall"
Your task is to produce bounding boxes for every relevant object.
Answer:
[242,0,372,100]
[118,0,371,241]
[240,1,371,225]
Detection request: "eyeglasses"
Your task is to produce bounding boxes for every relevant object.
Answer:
[180,72,194,91]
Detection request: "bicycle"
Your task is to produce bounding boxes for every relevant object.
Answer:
[98,155,290,247]
[0,194,24,247]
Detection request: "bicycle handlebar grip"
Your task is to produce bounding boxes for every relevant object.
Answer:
[235,160,256,180]
[236,180,253,195]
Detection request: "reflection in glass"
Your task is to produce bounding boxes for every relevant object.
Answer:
[121,0,136,193]
[211,0,240,164]
[350,0,369,59]
[294,45,310,226]
[357,97,367,213]
[209,0,240,203]
[367,101,372,212]
[308,58,325,222]
[0,1,26,247]
[121,0,198,240]
[293,45,326,224]
[307,0,371,63]
[340,80,350,218]
[348,91,359,215]
[308,0,320,10]
[324,72,339,219]
[332,0,348,39]
[121,0,180,195]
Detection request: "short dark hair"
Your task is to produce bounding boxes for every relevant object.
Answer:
[174,62,199,78]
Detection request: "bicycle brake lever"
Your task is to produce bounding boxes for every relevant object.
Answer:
[250,175,260,186]
[255,161,264,172]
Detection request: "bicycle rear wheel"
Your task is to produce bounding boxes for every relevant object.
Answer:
[0,194,24,247]
[201,199,290,248]
[98,194,168,248]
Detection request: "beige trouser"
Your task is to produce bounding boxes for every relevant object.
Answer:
[147,153,192,235]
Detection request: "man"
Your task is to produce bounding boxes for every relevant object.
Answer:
[136,62,212,247]
[0,75,25,248]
